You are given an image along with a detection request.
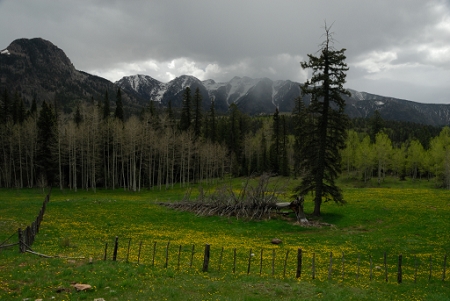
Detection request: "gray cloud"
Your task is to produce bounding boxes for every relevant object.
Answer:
[1,0,449,103]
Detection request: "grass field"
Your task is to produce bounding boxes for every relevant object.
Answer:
[1,177,450,300]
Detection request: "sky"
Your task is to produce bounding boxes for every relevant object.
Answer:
[1,0,450,104]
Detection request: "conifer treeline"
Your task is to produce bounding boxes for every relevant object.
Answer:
[0,87,292,189]
[1,87,449,190]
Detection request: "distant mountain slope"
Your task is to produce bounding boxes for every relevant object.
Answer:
[0,38,145,114]
[117,74,450,126]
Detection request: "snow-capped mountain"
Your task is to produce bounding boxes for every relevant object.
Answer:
[117,74,450,125]
[116,75,302,115]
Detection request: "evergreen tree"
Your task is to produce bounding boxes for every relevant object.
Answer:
[12,92,26,124]
[280,115,290,176]
[257,133,268,173]
[292,96,308,178]
[114,88,124,121]
[166,99,175,129]
[293,25,350,216]
[179,87,192,131]
[369,110,384,143]
[103,90,110,120]
[1,88,10,124]
[30,94,37,116]
[193,87,203,139]
[270,108,281,173]
[74,104,83,127]
[207,97,217,143]
[36,100,57,186]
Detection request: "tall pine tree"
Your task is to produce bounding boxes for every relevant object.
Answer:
[294,25,350,216]
[103,90,110,120]
[36,100,57,186]
[179,87,192,131]
[192,87,203,139]
[115,88,124,121]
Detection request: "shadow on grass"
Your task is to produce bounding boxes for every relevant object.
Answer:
[308,212,344,225]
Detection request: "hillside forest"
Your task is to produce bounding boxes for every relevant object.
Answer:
[0,87,448,190]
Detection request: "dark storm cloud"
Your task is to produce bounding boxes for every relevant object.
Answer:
[1,0,450,103]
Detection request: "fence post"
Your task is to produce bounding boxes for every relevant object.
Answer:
[126,238,132,263]
[165,241,170,268]
[113,236,119,261]
[397,254,403,284]
[18,228,23,253]
[247,248,253,275]
[202,244,210,272]
[138,241,143,264]
[296,248,302,279]
[103,242,108,261]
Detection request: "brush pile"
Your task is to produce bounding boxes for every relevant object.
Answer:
[160,174,293,220]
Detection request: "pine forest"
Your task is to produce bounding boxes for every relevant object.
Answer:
[0,87,449,190]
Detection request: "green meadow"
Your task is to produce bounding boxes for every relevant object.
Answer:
[1,177,450,300]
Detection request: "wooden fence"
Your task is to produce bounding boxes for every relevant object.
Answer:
[17,188,52,253]
[101,237,448,284]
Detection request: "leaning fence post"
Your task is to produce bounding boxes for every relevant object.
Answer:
[296,248,302,279]
[18,228,24,253]
[113,236,119,261]
[397,254,403,284]
[202,244,210,272]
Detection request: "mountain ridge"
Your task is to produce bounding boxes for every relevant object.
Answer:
[116,74,450,126]
[1,37,450,126]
